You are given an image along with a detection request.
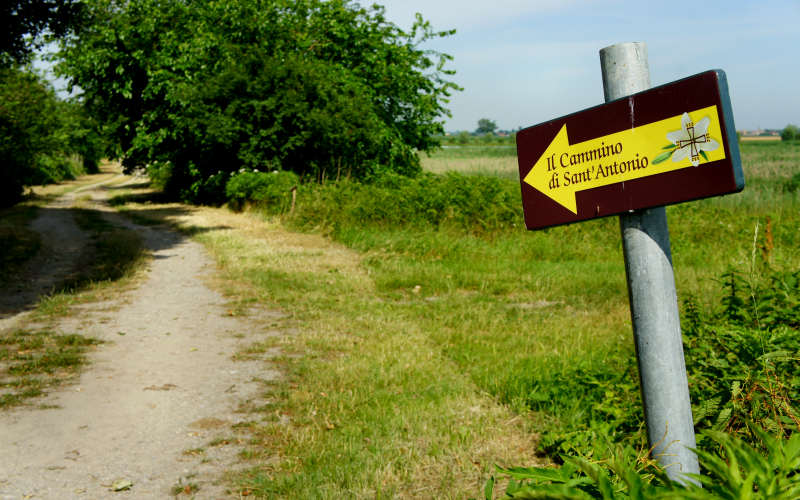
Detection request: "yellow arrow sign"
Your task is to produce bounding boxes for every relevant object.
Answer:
[522,105,726,214]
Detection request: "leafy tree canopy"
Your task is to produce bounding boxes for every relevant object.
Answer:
[476,118,497,135]
[58,0,460,202]
[1,0,83,66]
[0,65,103,206]
[781,124,799,141]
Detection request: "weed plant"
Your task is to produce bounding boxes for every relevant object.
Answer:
[512,264,800,460]
[226,170,299,212]
[487,429,800,499]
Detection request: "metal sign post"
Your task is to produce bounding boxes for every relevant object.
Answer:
[515,40,745,484]
[600,41,699,483]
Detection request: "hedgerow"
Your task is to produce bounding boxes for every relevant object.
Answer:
[230,171,524,235]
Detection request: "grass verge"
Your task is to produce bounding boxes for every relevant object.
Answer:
[0,329,102,408]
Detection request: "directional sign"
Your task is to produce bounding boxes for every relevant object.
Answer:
[517,70,743,230]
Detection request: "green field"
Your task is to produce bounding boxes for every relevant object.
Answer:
[421,145,519,179]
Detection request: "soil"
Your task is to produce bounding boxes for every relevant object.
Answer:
[0,172,281,499]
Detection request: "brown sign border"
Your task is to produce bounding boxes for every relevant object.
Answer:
[516,70,744,230]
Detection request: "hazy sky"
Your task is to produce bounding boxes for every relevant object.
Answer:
[378,0,800,133]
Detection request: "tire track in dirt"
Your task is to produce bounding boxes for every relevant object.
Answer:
[0,174,281,498]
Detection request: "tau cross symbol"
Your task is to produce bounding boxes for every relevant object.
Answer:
[674,120,710,163]
[664,112,720,167]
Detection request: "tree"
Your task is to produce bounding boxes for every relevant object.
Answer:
[0,66,102,206]
[781,124,799,141]
[476,118,497,135]
[58,0,460,202]
[0,0,83,66]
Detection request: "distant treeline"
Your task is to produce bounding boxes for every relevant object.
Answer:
[439,132,517,146]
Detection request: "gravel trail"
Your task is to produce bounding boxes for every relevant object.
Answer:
[0,174,279,499]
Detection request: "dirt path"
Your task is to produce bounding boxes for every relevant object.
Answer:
[0,176,111,322]
[0,174,280,498]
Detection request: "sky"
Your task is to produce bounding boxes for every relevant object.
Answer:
[377,0,800,133]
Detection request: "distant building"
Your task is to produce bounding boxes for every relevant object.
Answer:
[739,129,780,137]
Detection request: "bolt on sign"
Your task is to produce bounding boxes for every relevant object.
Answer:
[516,70,744,230]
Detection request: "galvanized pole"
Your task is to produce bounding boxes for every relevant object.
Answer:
[599,42,700,483]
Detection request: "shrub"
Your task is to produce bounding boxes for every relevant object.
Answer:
[781,125,799,141]
[145,161,173,192]
[287,171,523,235]
[784,172,800,194]
[29,153,85,185]
[225,170,299,213]
[685,270,800,447]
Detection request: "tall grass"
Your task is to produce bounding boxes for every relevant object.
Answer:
[421,145,519,179]
[281,141,800,456]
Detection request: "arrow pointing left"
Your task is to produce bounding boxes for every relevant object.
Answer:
[522,105,726,215]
